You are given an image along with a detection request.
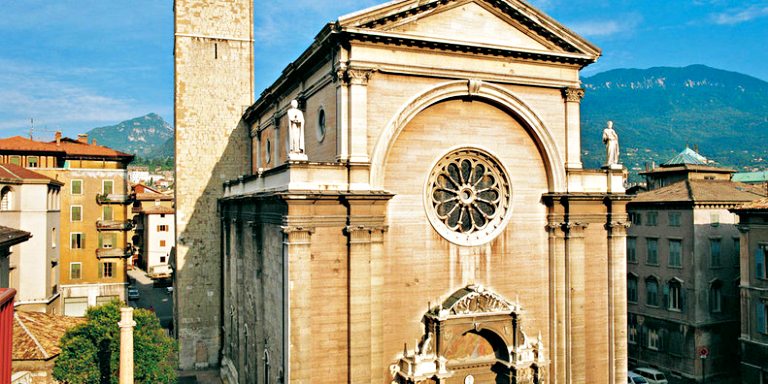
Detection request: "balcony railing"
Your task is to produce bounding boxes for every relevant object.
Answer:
[96,219,134,231]
[96,247,132,259]
[1,288,16,384]
[96,193,132,205]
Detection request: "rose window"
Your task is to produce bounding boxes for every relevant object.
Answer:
[425,148,512,246]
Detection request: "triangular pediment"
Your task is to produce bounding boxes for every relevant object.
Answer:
[337,0,600,59]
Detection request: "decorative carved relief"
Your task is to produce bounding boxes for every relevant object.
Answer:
[346,68,374,85]
[562,87,585,103]
[467,79,483,96]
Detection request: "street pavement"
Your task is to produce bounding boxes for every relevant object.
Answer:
[127,267,173,329]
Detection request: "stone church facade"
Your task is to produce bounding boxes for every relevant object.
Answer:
[174,0,630,383]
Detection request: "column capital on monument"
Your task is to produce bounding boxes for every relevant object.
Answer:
[605,221,631,236]
[562,87,585,103]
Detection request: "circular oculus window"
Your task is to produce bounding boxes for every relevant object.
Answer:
[425,147,512,246]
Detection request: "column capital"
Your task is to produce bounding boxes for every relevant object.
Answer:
[563,221,588,238]
[737,224,750,234]
[346,67,375,85]
[344,224,388,234]
[605,221,631,236]
[562,87,585,103]
[281,225,315,235]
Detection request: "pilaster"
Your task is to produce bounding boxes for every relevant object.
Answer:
[369,226,387,382]
[546,221,567,384]
[737,224,750,338]
[564,221,588,384]
[346,224,374,382]
[606,220,630,384]
[562,88,584,170]
[282,225,314,384]
[346,67,373,164]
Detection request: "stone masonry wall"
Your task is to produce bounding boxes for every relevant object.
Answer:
[174,0,253,370]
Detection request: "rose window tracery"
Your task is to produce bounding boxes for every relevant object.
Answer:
[425,148,512,246]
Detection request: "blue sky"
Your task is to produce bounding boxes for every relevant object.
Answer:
[1,0,767,138]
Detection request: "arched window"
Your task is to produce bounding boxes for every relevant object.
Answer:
[666,279,683,311]
[1,186,13,211]
[263,348,271,384]
[627,274,638,303]
[646,277,659,307]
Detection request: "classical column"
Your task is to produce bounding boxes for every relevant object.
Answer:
[283,225,314,383]
[346,224,373,382]
[564,221,588,384]
[607,220,630,384]
[547,222,567,384]
[118,307,136,384]
[562,88,585,170]
[347,68,373,164]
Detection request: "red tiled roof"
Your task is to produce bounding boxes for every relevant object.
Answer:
[632,180,767,204]
[135,192,173,201]
[0,163,61,184]
[0,136,132,159]
[732,198,768,211]
[141,205,175,214]
[12,311,85,361]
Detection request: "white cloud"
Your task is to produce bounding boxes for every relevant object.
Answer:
[567,15,642,38]
[711,5,768,25]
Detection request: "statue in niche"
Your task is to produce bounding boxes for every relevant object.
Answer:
[287,99,307,161]
[602,120,620,167]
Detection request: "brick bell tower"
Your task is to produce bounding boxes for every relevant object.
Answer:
[173,0,254,370]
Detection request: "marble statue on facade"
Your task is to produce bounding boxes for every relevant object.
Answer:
[602,120,620,168]
[287,99,307,161]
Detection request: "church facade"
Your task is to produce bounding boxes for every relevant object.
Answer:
[174,0,630,383]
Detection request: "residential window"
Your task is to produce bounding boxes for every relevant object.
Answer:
[9,155,20,165]
[647,211,658,226]
[71,180,83,195]
[668,212,681,227]
[70,263,82,280]
[103,205,113,220]
[27,156,38,168]
[646,277,659,306]
[51,228,56,248]
[646,238,658,265]
[627,237,637,263]
[628,323,637,344]
[70,205,82,222]
[630,212,642,225]
[102,180,113,195]
[757,301,767,334]
[734,238,741,265]
[647,328,659,350]
[160,256,166,263]
[157,225,169,232]
[70,233,84,249]
[666,280,683,311]
[710,239,722,268]
[627,275,638,303]
[99,262,115,278]
[669,239,682,267]
[710,281,722,313]
[100,233,115,249]
[160,240,166,247]
[757,245,767,279]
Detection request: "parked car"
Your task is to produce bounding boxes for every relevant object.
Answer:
[127,288,140,301]
[634,368,668,384]
[628,371,649,384]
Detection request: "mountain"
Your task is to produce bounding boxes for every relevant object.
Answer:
[580,65,768,173]
[86,113,173,159]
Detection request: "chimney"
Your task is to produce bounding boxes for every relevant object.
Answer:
[77,134,88,144]
[92,138,97,146]
[55,131,61,146]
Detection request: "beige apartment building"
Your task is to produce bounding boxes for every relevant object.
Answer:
[731,198,768,383]
[175,0,633,382]
[0,164,62,313]
[627,148,766,383]
[0,134,134,316]
[130,184,174,276]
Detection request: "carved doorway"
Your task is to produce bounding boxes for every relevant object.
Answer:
[391,285,547,384]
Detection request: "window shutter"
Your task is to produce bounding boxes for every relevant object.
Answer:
[663,284,670,309]
[757,302,766,334]
[98,263,103,278]
[81,233,86,248]
[757,247,765,279]
[680,287,685,312]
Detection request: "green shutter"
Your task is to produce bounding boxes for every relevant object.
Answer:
[757,247,765,279]
[757,302,766,334]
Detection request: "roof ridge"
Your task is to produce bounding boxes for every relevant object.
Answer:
[14,313,50,359]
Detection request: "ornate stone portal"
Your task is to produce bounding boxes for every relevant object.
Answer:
[391,285,547,384]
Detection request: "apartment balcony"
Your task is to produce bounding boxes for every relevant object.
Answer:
[96,247,132,259]
[96,219,134,231]
[96,193,133,205]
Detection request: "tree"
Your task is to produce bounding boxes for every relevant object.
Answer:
[53,300,177,384]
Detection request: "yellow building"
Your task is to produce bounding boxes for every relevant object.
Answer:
[0,133,134,316]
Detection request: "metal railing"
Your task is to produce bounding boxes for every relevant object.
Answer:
[95,219,134,231]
